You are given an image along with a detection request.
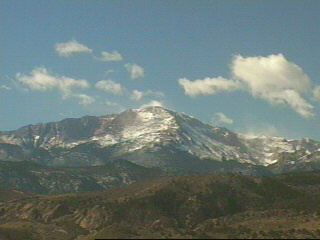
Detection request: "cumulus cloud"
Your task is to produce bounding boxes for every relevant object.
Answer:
[212,112,234,125]
[74,94,96,106]
[59,77,90,98]
[264,89,313,118]
[313,86,320,101]
[124,63,145,79]
[179,54,315,118]
[130,89,164,101]
[97,51,123,61]
[15,67,90,97]
[231,54,314,118]
[140,100,164,108]
[178,77,240,97]
[131,90,144,101]
[55,39,92,57]
[232,54,311,94]
[95,80,124,95]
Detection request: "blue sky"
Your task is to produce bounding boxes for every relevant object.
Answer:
[1,0,320,141]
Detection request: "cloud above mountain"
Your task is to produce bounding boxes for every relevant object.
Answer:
[313,86,320,101]
[16,67,90,97]
[232,54,313,118]
[124,63,145,79]
[97,51,123,61]
[95,80,124,95]
[55,39,92,57]
[140,100,164,108]
[130,89,164,101]
[15,67,95,106]
[212,112,234,125]
[179,54,315,118]
[178,77,240,97]
[74,94,96,106]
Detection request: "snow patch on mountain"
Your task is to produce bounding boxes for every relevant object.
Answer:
[0,135,21,145]
[238,135,297,166]
[1,106,319,168]
[91,107,180,152]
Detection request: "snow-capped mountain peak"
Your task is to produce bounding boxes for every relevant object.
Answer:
[0,106,320,171]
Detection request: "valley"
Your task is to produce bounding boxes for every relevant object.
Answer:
[1,171,320,239]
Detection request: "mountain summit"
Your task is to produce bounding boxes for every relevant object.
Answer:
[1,106,320,174]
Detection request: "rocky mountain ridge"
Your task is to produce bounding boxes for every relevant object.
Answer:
[1,106,319,170]
[0,160,163,195]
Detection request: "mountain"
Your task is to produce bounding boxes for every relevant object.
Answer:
[1,106,320,194]
[1,107,320,239]
[0,188,33,203]
[1,171,320,239]
[0,160,163,195]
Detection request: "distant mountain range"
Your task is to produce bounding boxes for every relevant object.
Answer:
[1,106,320,194]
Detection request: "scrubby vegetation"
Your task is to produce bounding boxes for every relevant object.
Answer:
[1,171,320,239]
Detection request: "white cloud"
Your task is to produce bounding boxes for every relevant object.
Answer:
[0,85,12,90]
[15,67,89,97]
[242,124,280,138]
[232,54,311,94]
[16,68,58,91]
[178,77,240,97]
[59,77,90,98]
[140,100,164,108]
[95,80,124,95]
[264,89,313,118]
[130,89,164,101]
[231,54,314,118]
[98,51,123,61]
[74,94,96,106]
[55,39,92,57]
[131,90,144,101]
[212,112,234,125]
[106,100,120,107]
[179,54,315,118]
[313,86,320,101]
[124,63,145,79]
